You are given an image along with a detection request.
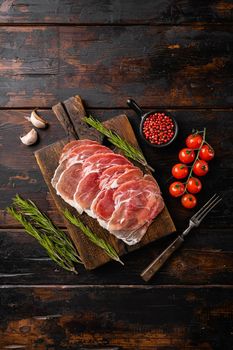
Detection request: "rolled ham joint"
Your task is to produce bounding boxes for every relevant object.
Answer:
[52,139,164,245]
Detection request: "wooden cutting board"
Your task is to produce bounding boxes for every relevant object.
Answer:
[35,95,176,270]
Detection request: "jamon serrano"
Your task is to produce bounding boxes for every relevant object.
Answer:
[52,139,164,245]
[66,144,111,168]
[52,143,111,192]
[56,163,83,211]
[107,178,164,244]
[99,165,142,189]
[52,140,102,187]
[82,152,132,174]
[74,153,133,214]
[60,139,99,163]
[91,166,144,224]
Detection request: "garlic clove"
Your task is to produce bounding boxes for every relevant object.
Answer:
[20,128,38,146]
[29,109,48,129]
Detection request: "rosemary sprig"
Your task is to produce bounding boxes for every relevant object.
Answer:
[83,115,154,172]
[7,195,82,274]
[12,195,78,254]
[63,209,124,265]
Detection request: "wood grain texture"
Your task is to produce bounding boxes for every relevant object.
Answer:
[141,235,184,282]
[35,139,127,270]
[0,25,232,108]
[0,0,233,24]
[0,228,232,285]
[0,1,232,348]
[1,108,232,231]
[51,102,77,140]
[35,102,175,269]
[1,108,232,285]
[0,286,232,349]
[62,95,102,142]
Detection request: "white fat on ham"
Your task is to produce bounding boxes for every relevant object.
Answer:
[125,197,164,245]
[52,140,100,188]
[99,165,142,189]
[56,163,83,212]
[143,174,161,193]
[73,153,133,214]
[51,158,68,189]
[91,165,144,224]
[52,144,112,209]
[91,188,115,223]
[106,178,164,244]
[52,139,165,245]
[91,173,163,245]
[60,139,99,163]
[73,171,100,214]
[82,152,132,174]
[66,144,111,168]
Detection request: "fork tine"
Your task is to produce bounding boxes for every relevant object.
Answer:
[192,194,218,220]
[197,197,222,223]
[195,195,220,221]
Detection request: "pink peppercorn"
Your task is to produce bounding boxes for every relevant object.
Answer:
[142,112,175,145]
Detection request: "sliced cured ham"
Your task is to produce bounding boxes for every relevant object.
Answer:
[52,144,111,189]
[60,139,98,163]
[107,178,164,244]
[99,165,143,189]
[91,165,144,225]
[143,174,161,193]
[61,140,81,156]
[125,196,164,245]
[66,144,111,168]
[92,188,115,222]
[73,154,133,213]
[56,163,83,211]
[82,152,132,174]
[73,172,100,215]
[52,140,100,188]
[52,139,165,246]
[51,159,69,188]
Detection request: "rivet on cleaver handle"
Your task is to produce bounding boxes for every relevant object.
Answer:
[140,235,184,282]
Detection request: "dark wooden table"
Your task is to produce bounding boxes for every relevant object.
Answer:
[0,1,233,349]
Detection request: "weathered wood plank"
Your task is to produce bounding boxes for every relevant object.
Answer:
[0,286,232,349]
[60,95,102,142]
[51,102,77,140]
[36,98,175,269]
[0,0,232,24]
[0,109,232,230]
[0,25,232,108]
[35,138,127,270]
[0,109,232,284]
[0,228,232,285]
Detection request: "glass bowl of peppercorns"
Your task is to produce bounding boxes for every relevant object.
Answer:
[127,99,178,147]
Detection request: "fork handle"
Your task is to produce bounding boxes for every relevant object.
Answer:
[140,236,184,282]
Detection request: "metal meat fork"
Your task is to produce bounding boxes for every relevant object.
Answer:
[141,194,222,282]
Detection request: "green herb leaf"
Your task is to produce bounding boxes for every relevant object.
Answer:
[63,209,124,265]
[83,115,154,172]
[7,196,83,274]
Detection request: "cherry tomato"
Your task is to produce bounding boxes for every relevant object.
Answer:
[186,133,203,149]
[187,177,202,194]
[169,182,185,197]
[199,144,215,161]
[181,194,197,209]
[172,163,189,179]
[193,160,209,176]
[179,148,195,164]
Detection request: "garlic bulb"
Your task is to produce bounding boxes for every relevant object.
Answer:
[20,128,38,146]
[26,110,48,129]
